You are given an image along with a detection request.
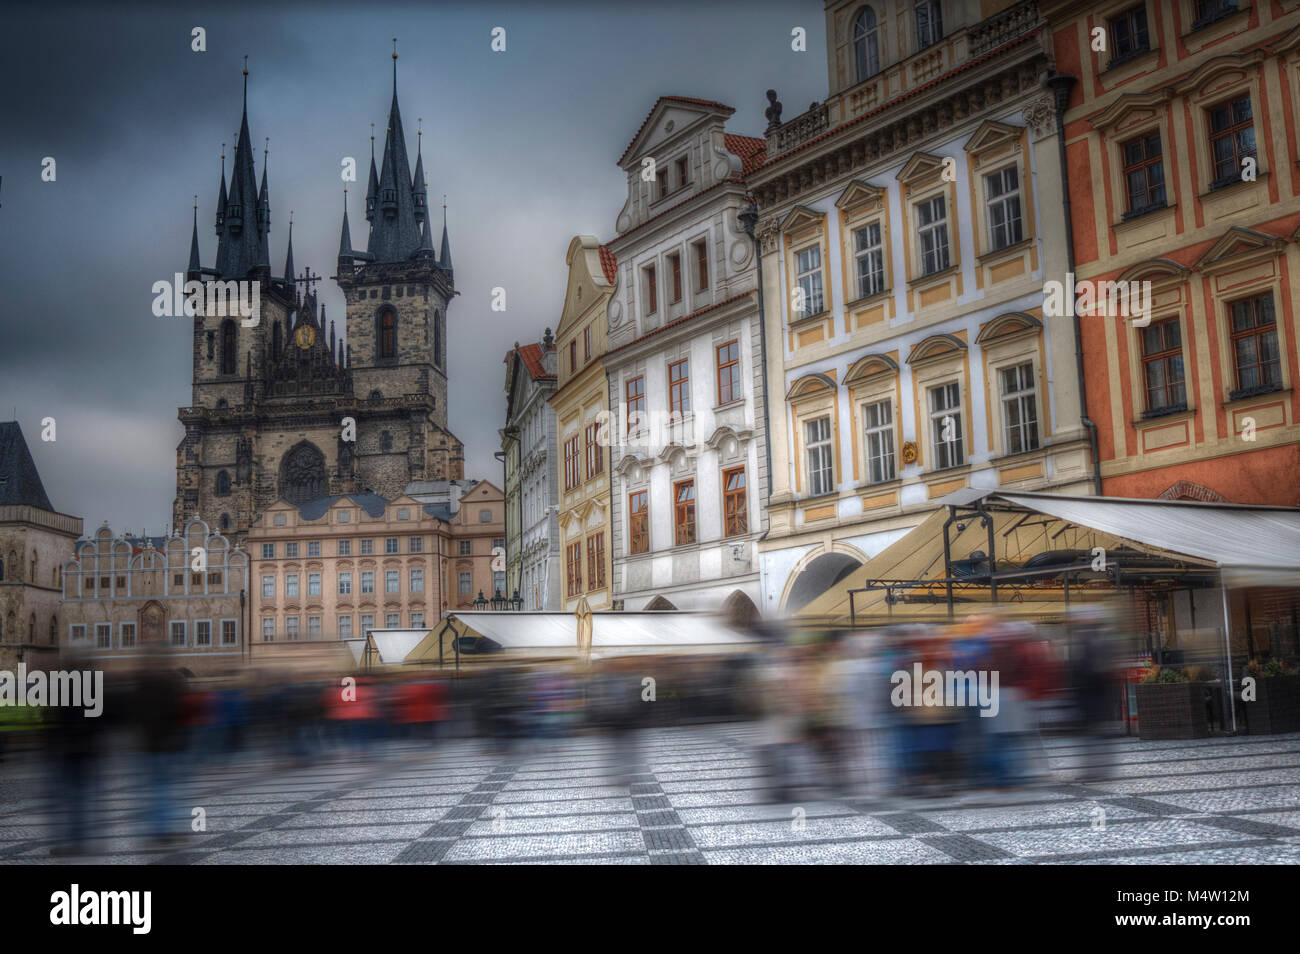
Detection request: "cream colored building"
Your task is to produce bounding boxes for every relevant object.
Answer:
[549,236,617,611]
[447,480,507,610]
[751,0,1094,614]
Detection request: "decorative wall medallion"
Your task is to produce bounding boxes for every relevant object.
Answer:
[295,324,316,350]
[901,441,919,465]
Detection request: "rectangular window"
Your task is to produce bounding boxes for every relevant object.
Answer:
[669,252,683,303]
[286,573,299,597]
[1108,5,1149,62]
[338,572,352,595]
[1207,95,1255,187]
[716,340,741,405]
[586,533,606,590]
[1229,293,1280,394]
[261,574,275,598]
[286,616,299,641]
[644,264,658,314]
[339,511,352,523]
[169,621,184,646]
[261,618,274,642]
[207,571,222,586]
[585,422,603,478]
[675,155,689,188]
[1121,131,1166,214]
[566,542,583,597]
[361,571,375,594]
[71,623,87,642]
[723,467,748,538]
[805,417,834,496]
[669,358,691,417]
[360,614,373,635]
[360,539,374,556]
[196,620,212,646]
[308,572,321,596]
[459,571,472,595]
[694,240,708,292]
[628,490,649,555]
[285,542,299,558]
[411,612,425,629]
[493,570,506,595]
[120,623,136,648]
[1141,318,1186,412]
[338,539,352,556]
[583,326,591,360]
[308,541,321,558]
[386,570,399,594]
[94,623,111,648]
[795,246,824,317]
[863,400,896,484]
[410,568,425,592]
[625,376,646,434]
[385,613,400,628]
[308,616,321,639]
[1194,0,1238,28]
[929,382,965,469]
[338,615,352,640]
[915,0,943,48]
[564,435,581,490]
[917,196,950,275]
[853,222,885,299]
[409,536,423,553]
[1000,362,1040,454]
[262,543,274,559]
[385,538,399,554]
[459,540,472,556]
[656,167,668,199]
[985,167,1023,251]
[673,479,696,546]
[570,339,577,373]
[221,619,236,646]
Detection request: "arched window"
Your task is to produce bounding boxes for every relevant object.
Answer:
[49,616,57,645]
[29,552,36,583]
[378,309,396,360]
[221,319,238,375]
[216,398,229,410]
[381,431,393,453]
[370,389,382,401]
[220,513,231,531]
[915,0,943,49]
[853,7,880,82]
[216,470,232,496]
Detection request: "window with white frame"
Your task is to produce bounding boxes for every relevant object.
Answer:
[338,572,352,595]
[71,623,87,643]
[795,246,825,317]
[1000,362,1039,454]
[338,615,352,639]
[386,613,400,628]
[928,382,965,469]
[286,616,299,641]
[308,572,321,596]
[196,620,212,646]
[917,196,950,275]
[170,621,185,646]
[360,614,373,635]
[120,622,136,648]
[411,611,425,629]
[261,574,275,598]
[386,570,399,594]
[985,167,1023,251]
[262,618,275,642]
[915,0,943,49]
[95,623,111,648]
[361,571,375,594]
[410,568,424,592]
[308,616,321,639]
[853,222,885,298]
[805,416,835,496]
[863,399,896,484]
[221,619,236,645]
[308,541,321,558]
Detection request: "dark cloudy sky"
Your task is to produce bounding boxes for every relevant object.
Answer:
[0,0,822,534]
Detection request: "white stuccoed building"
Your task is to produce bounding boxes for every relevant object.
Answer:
[601,96,769,620]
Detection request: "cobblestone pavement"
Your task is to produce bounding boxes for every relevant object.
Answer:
[2,726,1299,864]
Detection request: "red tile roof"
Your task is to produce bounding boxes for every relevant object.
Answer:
[598,245,618,284]
[517,343,549,381]
[724,134,767,176]
[619,95,736,166]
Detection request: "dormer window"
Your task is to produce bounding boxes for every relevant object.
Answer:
[915,0,943,49]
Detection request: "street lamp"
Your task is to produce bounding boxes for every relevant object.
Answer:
[510,589,523,612]
[491,589,507,612]
[472,590,488,611]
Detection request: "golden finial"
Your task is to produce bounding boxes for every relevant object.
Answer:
[242,54,248,76]
[193,194,198,210]
[392,37,398,60]
[289,209,294,226]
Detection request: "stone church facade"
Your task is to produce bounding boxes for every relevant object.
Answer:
[174,62,464,542]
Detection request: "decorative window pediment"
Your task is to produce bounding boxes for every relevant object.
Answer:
[657,441,696,468]
[778,205,825,238]
[1267,23,1300,59]
[896,152,946,186]
[1090,89,1173,132]
[1118,258,1190,285]
[906,333,967,365]
[964,120,1023,156]
[704,424,755,453]
[975,312,1042,346]
[843,353,899,386]
[786,371,838,402]
[1171,49,1265,99]
[613,453,652,479]
[834,180,886,216]
[1194,226,1286,272]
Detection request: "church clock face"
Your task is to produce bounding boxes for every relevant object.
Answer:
[295,324,316,350]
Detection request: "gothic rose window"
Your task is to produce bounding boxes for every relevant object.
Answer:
[279,442,327,504]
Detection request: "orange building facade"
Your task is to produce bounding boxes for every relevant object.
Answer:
[1046,0,1300,504]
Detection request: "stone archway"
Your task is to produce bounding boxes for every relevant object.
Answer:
[279,441,327,504]
[722,590,760,629]
[644,595,677,611]
[1158,480,1226,503]
[784,552,862,613]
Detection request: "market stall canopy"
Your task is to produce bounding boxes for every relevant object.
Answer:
[794,490,1298,624]
[368,629,435,665]
[396,611,754,666]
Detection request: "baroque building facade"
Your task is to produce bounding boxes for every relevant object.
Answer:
[503,333,561,611]
[1042,0,1300,504]
[603,96,768,616]
[174,62,463,541]
[549,237,617,612]
[0,422,83,672]
[751,0,1095,614]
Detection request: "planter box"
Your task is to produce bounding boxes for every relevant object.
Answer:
[1243,675,1300,735]
[1136,682,1212,740]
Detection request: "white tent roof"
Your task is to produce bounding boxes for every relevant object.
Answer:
[996,492,1300,586]
[341,638,368,665]
[438,611,753,658]
[369,629,434,664]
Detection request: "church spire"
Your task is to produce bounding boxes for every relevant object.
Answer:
[220,57,264,278]
[188,197,202,279]
[215,145,227,232]
[338,189,355,273]
[365,124,378,222]
[284,211,295,283]
[439,197,452,272]
[412,117,427,222]
[256,137,272,272]
[367,40,422,263]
